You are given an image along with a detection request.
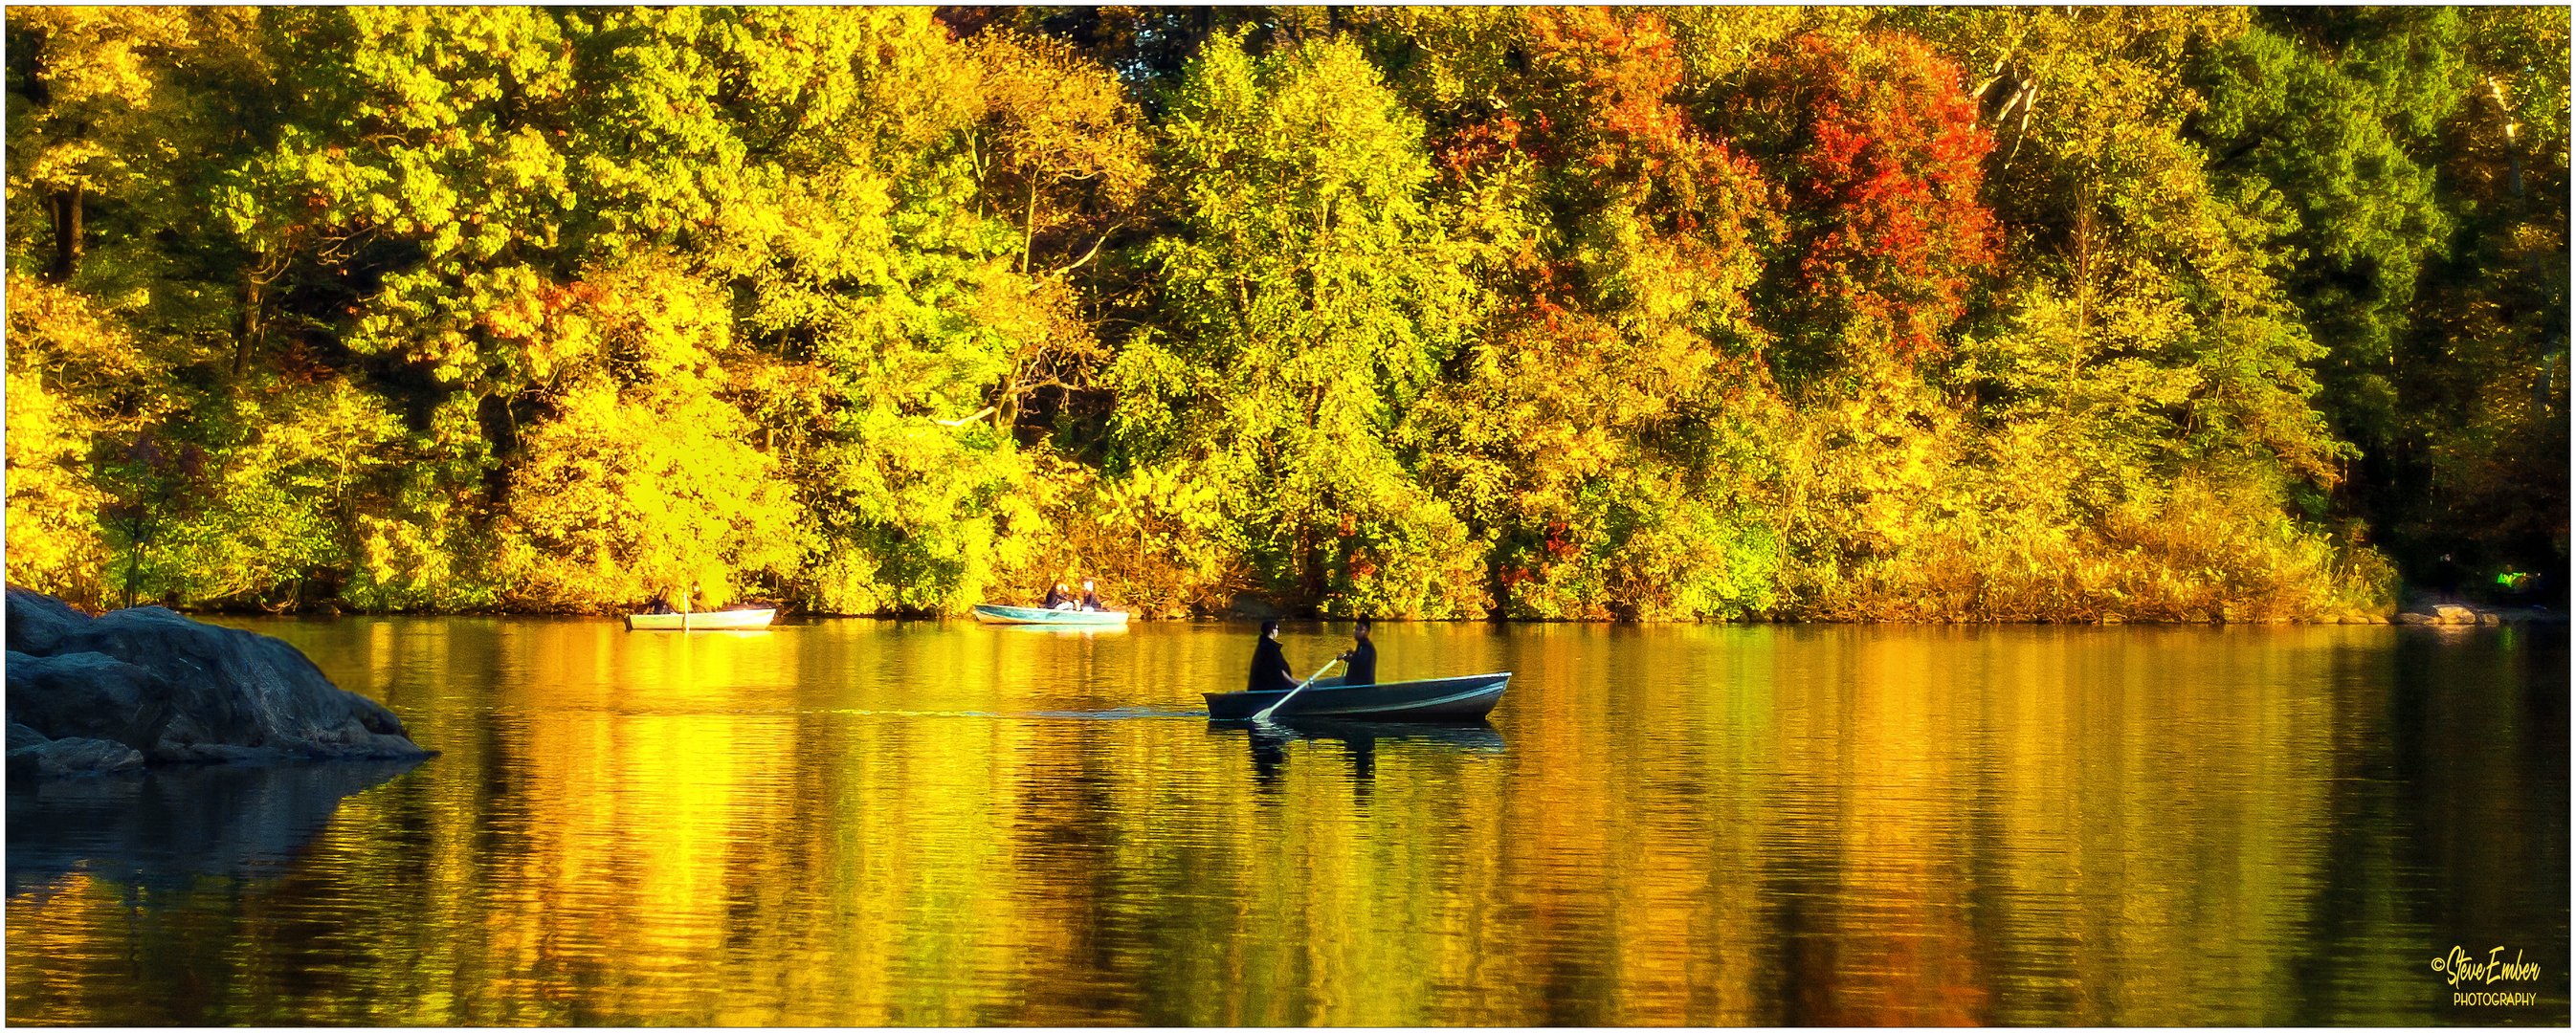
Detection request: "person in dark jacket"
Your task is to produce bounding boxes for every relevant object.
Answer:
[1338,619,1377,686]
[1078,579,1106,611]
[1042,582,1072,608]
[1248,619,1299,693]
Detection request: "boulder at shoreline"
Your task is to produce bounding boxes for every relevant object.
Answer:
[7,587,431,778]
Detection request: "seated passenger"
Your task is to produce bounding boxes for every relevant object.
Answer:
[1338,619,1377,687]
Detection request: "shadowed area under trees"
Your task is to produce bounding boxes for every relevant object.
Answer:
[6,7,2564,621]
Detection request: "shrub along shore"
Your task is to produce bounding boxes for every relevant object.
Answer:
[7,9,2565,623]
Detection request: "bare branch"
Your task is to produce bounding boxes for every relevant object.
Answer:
[1046,219,1129,278]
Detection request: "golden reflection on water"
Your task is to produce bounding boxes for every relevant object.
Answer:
[7,620,2566,1025]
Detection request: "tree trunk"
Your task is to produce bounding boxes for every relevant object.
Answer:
[1022,178,1040,275]
[2488,77,2525,198]
[997,361,1023,433]
[120,514,151,611]
[1298,520,1322,612]
[233,273,264,379]
[2072,178,2097,335]
[46,185,82,282]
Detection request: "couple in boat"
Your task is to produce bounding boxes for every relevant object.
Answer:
[641,590,766,615]
[1247,618,1375,692]
[1040,579,1109,611]
[1210,617,1507,721]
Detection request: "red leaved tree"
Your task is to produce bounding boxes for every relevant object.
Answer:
[1742,32,1999,368]
[1515,8,1774,278]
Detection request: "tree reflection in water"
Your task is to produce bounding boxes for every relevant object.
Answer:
[3,619,2564,1025]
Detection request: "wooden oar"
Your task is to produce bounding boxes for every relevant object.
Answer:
[1254,658,1342,722]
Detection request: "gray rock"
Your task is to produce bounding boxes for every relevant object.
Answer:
[7,650,174,753]
[6,585,93,656]
[9,722,49,751]
[2434,604,2475,622]
[5,592,429,777]
[2397,612,2437,626]
[50,606,425,764]
[9,736,145,779]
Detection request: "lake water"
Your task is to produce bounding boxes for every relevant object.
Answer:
[7,619,2567,1025]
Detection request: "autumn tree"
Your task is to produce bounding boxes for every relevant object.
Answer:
[6,7,2556,620]
[489,255,801,610]
[1387,7,1789,618]
[1733,31,2000,379]
[1112,30,1486,616]
[3,7,203,283]
[961,29,1148,436]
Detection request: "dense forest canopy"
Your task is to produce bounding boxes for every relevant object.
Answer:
[5,6,2565,620]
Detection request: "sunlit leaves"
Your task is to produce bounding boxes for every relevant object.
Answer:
[5,8,2552,618]
[491,254,799,610]
[498,379,799,611]
[1121,30,1484,614]
[966,30,1148,269]
[1739,32,1999,371]
[2190,14,2456,450]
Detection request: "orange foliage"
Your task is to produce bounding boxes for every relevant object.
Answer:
[1750,33,1998,362]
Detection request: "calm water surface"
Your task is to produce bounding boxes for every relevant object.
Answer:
[7,619,2567,1025]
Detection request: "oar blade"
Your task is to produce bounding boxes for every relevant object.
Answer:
[1253,658,1340,722]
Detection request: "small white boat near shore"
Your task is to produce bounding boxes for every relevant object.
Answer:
[625,607,776,631]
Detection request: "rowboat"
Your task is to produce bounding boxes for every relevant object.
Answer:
[1204,672,1510,721]
[971,604,1130,626]
[625,607,775,631]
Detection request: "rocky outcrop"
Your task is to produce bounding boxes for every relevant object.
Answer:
[6,587,90,655]
[6,587,430,777]
[10,735,147,779]
[2391,600,2564,627]
[7,649,175,753]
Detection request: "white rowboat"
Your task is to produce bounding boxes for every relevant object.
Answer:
[626,607,776,631]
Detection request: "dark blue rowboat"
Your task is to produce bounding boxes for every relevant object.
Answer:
[1203,672,1510,721]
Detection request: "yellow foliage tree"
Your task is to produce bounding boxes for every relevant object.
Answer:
[490,255,802,612]
[3,275,183,605]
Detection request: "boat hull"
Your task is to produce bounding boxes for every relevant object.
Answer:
[625,608,775,631]
[1204,672,1510,721]
[972,604,1131,626]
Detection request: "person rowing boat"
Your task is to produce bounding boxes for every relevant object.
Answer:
[1247,619,1299,692]
[1245,618,1373,693]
